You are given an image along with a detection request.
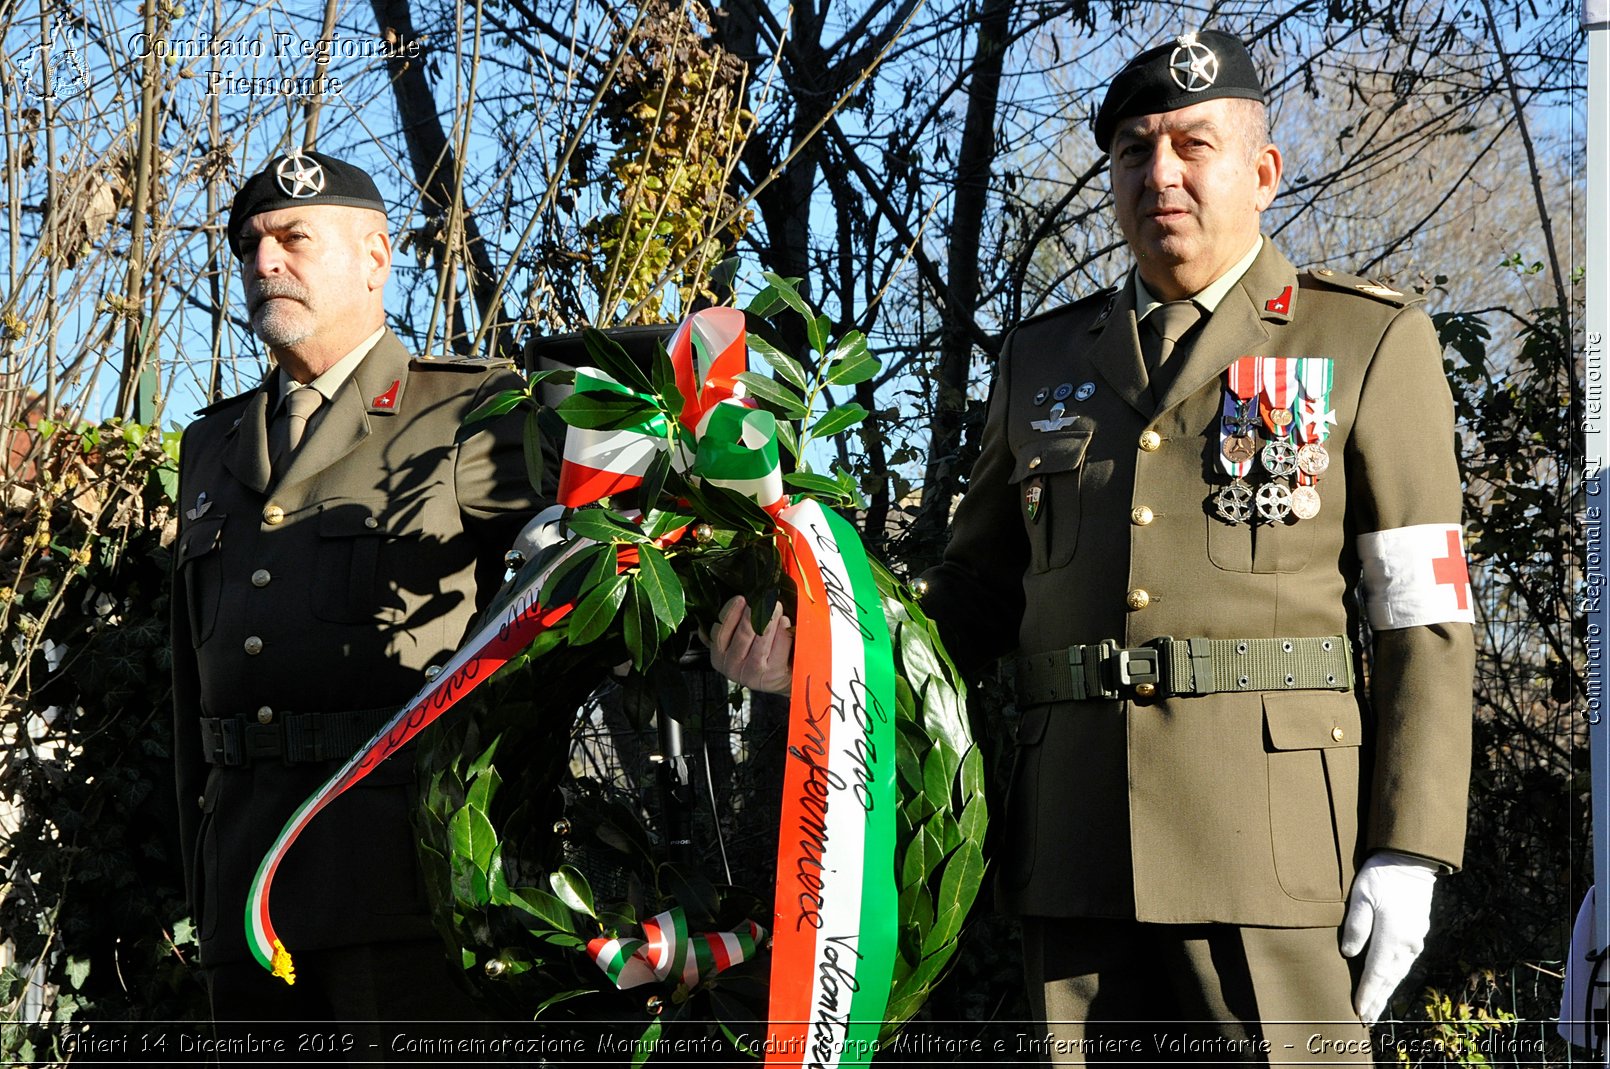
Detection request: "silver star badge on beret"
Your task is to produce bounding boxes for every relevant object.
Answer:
[1169,32,1219,92]
[275,154,326,199]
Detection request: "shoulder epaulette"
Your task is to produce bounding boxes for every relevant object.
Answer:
[1018,286,1119,331]
[409,355,520,373]
[1304,267,1423,308]
[194,385,260,417]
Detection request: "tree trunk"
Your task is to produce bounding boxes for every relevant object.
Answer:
[910,0,1015,563]
[370,0,512,359]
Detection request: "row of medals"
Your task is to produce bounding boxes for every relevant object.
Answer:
[1214,400,1329,525]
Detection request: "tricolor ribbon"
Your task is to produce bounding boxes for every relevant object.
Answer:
[248,309,901,1064]
[1296,357,1337,444]
[1259,356,1298,436]
[1219,357,1260,477]
[589,907,767,990]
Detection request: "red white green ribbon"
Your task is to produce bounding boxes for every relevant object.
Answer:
[588,907,766,989]
[764,498,897,1068]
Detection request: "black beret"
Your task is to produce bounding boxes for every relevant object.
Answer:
[1092,30,1265,153]
[227,151,387,256]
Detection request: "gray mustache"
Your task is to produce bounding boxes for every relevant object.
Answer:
[248,278,310,311]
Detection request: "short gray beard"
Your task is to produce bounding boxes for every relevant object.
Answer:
[248,278,314,348]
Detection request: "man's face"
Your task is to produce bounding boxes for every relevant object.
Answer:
[236,205,388,353]
[1109,98,1281,300]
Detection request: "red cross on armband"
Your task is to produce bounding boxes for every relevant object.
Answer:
[1431,529,1471,611]
[1356,523,1476,629]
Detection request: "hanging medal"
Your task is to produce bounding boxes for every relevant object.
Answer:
[1291,358,1336,520]
[1256,357,1297,520]
[1215,357,1260,524]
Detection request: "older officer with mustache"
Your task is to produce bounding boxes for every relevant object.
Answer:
[171,152,543,1048]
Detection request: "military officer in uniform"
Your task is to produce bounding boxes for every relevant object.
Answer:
[171,152,543,1039]
[711,29,1474,1061]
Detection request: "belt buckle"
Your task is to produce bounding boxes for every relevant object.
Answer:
[1107,643,1160,697]
[242,721,282,762]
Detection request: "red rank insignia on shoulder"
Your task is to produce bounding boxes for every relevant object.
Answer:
[372,380,400,409]
[1265,285,1292,315]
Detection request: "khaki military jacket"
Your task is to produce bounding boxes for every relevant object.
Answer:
[171,331,542,966]
[923,241,1474,928]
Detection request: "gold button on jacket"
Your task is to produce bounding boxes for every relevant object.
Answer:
[170,330,547,967]
[920,242,1474,927]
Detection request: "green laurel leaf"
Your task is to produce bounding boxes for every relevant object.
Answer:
[549,865,596,918]
[464,388,525,425]
[734,371,808,419]
[633,543,686,630]
[555,390,661,430]
[566,572,628,646]
[581,327,654,394]
[808,403,868,440]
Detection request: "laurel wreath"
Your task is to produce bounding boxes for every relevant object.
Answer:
[413,277,987,1059]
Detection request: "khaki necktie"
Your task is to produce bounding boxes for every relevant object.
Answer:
[270,386,323,476]
[1142,299,1203,400]
[1143,300,1203,373]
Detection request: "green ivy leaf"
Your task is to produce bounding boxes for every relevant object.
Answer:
[633,543,687,630]
[464,388,525,426]
[567,572,629,646]
[549,865,596,918]
[555,390,662,431]
[808,403,868,440]
[734,372,808,419]
[65,956,90,991]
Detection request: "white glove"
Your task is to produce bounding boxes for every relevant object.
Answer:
[511,503,568,563]
[1340,850,1438,1024]
[704,595,793,695]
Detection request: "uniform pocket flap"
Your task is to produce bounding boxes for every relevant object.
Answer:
[1010,430,1091,484]
[176,515,225,564]
[1263,691,1362,751]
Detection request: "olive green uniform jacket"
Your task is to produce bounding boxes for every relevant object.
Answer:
[922,241,1474,928]
[172,331,542,967]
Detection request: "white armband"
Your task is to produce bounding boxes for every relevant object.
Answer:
[1357,523,1475,629]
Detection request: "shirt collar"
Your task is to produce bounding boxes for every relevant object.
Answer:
[1133,237,1264,322]
[275,327,386,409]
